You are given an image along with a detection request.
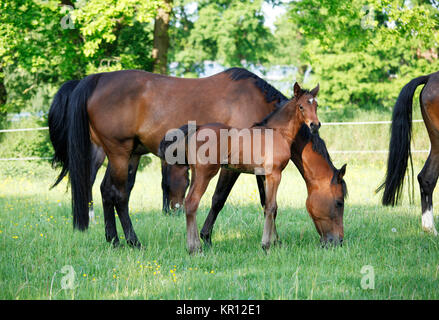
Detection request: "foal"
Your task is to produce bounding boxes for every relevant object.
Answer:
[160,83,320,253]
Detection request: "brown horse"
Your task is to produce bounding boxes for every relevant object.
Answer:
[159,83,321,253]
[378,71,439,235]
[199,124,347,250]
[48,68,342,248]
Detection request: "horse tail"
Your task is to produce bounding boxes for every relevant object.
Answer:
[377,74,430,206]
[48,80,80,188]
[67,74,101,230]
[158,124,198,164]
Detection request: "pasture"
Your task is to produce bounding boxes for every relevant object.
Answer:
[1,147,439,299]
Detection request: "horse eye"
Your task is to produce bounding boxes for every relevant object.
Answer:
[299,105,304,111]
[335,200,344,208]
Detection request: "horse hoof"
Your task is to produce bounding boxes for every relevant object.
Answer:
[200,233,212,247]
[127,239,142,249]
[261,243,270,252]
[107,236,120,248]
[188,245,202,255]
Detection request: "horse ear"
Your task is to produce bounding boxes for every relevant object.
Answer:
[338,163,347,180]
[293,82,302,98]
[310,83,320,97]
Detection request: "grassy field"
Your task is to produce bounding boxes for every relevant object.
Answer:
[1,152,439,300]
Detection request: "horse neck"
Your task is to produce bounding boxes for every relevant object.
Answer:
[302,143,334,189]
[264,99,301,146]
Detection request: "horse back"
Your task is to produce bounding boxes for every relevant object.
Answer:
[86,69,276,155]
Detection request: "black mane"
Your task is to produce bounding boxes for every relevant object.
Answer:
[225,67,288,105]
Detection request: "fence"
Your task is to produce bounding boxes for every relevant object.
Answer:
[0,120,430,161]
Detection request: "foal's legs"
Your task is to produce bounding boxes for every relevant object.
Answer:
[417,151,439,236]
[185,166,219,254]
[261,171,281,251]
[257,175,279,244]
[200,169,240,246]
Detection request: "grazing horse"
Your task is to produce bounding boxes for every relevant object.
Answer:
[378,71,439,235]
[159,84,322,253]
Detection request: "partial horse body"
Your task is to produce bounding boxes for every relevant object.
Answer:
[378,71,439,235]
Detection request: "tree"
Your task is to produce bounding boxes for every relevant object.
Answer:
[0,0,161,117]
[170,0,274,76]
[288,0,439,111]
[153,0,173,74]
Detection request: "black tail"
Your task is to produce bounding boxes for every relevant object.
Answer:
[377,74,430,206]
[67,74,101,230]
[48,80,80,188]
[158,124,197,164]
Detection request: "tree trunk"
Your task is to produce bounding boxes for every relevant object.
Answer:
[152,0,173,75]
[0,72,7,126]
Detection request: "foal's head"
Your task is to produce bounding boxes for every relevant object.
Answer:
[306,164,347,247]
[293,82,321,134]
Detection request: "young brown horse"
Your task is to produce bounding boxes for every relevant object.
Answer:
[200,124,348,249]
[378,71,439,235]
[159,84,320,253]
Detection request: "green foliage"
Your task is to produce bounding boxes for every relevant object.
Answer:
[0,0,161,114]
[0,118,52,160]
[170,0,273,75]
[288,0,439,110]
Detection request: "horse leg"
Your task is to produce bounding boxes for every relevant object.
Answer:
[100,165,119,246]
[185,166,218,254]
[417,152,439,236]
[127,154,141,197]
[89,144,106,223]
[260,174,279,244]
[200,169,240,246]
[99,153,141,246]
[256,175,266,208]
[161,160,171,214]
[107,152,141,248]
[261,171,281,251]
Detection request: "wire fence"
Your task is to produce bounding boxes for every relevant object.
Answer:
[0,120,430,161]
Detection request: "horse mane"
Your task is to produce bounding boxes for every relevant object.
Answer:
[298,124,348,199]
[225,67,288,105]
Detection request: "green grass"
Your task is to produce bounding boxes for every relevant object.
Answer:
[1,155,439,300]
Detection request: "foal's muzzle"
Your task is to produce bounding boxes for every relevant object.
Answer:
[310,122,321,134]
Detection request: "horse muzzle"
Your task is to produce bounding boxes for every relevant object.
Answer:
[321,234,343,248]
[309,121,321,134]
